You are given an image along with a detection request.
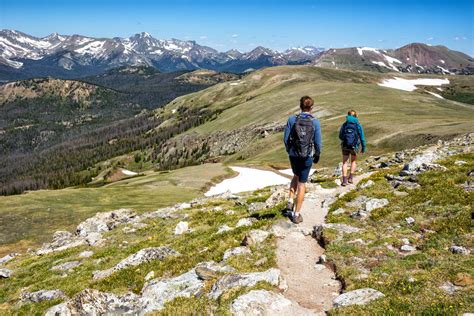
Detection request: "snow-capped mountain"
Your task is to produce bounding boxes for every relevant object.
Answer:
[0,30,321,80]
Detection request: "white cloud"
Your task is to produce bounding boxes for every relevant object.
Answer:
[427,36,434,41]
[231,34,238,38]
[453,36,467,41]
[199,35,208,40]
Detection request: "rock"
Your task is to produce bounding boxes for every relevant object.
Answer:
[0,268,12,278]
[230,290,314,316]
[141,269,204,313]
[439,281,461,295]
[333,288,385,308]
[313,223,361,244]
[332,208,345,215]
[394,191,409,197]
[209,268,282,299]
[212,206,223,212]
[174,221,189,235]
[51,261,82,271]
[347,195,369,209]
[217,225,233,234]
[0,253,19,265]
[76,209,136,237]
[177,202,192,210]
[247,202,267,213]
[85,232,103,246]
[360,180,374,189]
[365,198,389,212]
[401,150,442,175]
[454,160,467,166]
[461,180,474,192]
[450,245,471,255]
[318,254,327,264]
[241,229,270,246]
[93,247,179,280]
[401,238,410,245]
[145,271,155,281]
[78,251,94,258]
[405,217,415,225]
[223,246,252,261]
[333,163,343,177]
[37,231,86,255]
[21,289,65,303]
[265,186,286,208]
[236,218,257,228]
[400,245,416,252]
[226,210,236,215]
[195,261,235,280]
[45,288,140,316]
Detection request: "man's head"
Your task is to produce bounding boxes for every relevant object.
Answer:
[347,109,358,118]
[300,96,314,112]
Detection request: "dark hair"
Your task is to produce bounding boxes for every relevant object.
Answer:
[348,109,358,118]
[300,96,314,111]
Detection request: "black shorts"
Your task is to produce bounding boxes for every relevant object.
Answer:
[289,156,313,183]
[341,145,357,156]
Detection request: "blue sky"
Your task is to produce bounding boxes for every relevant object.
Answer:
[1,0,472,55]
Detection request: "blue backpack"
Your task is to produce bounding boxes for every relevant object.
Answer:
[342,122,359,149]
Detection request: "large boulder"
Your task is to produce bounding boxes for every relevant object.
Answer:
[93,247,179,280]
[241,229,270,246]
[209,268,283,299]
[195,261,235,280]
[140,269,204,313]
[174,221,189,235]
[222,246,252,261]
[247,202,267,214]
[37,231,86,255]
[45,289,140,316]
[265,186,287,208]
[236,218,257,228]
[0,253,19,265]
[51,261,82,271]
[21,289,65,303]
[333,288,385,308]
[230,290,314,316]
[76,209,136,237]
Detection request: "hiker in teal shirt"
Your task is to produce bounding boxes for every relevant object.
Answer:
[338,110,366,186]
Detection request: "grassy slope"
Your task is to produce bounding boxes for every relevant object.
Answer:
[0,164,231,257]
[0,189,284,315]
[325,153,473,314]
[159,66,473,168]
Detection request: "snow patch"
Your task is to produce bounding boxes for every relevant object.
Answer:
[378,77,450,92]
[357,47,379,56]
[205,167,290,196]
[427,91,444,99]
[121,169,138,176]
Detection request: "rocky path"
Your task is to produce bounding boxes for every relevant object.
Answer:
[275,174,370,314]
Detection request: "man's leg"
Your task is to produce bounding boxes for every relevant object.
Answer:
[286,175,299,212]
[342,154,350,186]
[349,154,357,183]
[294,181,306,213]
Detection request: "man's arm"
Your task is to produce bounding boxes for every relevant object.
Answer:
[358,124,366,153]
[313,119,322,157]
[283,116,294,152]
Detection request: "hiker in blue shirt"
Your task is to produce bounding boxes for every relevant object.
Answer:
[338,110,366,186]
[283,96,322,224]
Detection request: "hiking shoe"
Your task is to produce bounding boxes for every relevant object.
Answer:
[348,174,354,184]
[291,213,303,224]
[282,201,294,217]
[342,176,348,186]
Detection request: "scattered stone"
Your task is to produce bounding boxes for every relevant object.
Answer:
[405,217,415,225]
[51,261,82,271]
[318,254,327,264]
[394,191,409,197]
[401,238,410,245]
[177,202,192,210]
[217,225,233,234]
[255,257,268,266]
[265,186,286,208]
[93,247,179,280]
[76,209,136,237]
[45,289,140,316]
[401,150,442,176]
[439,281,461,295]
[195,261,235,280]
[348,239,365,245]
[454,160,467,166]
[212,206,223,212]
[360,180,374,189]
[460,180,474,192]
[226,210,236,215]
[408,276,416,283]
[313,223,361,243]
[365,198,389,212]
[145,271,155,281]
[174,221,189,235]
[21,289,65,303]
[222,246,252,261]
[230,290,314,316]
[141,269,204,313]
[209,268,282,299]
[0,253,19,265]
[347,195,369,209]
[400,245,416,252]
[333,288,385,308]
[332,208,345,215]
[78,250,94,258]
[236,218,256,228]
[247,202,267,214]
[333,163,343,177]
[241,229,270,246]
[450,245,471,255]
[0,268,12,278]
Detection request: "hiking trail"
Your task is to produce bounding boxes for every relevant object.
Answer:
[274,174,370,314]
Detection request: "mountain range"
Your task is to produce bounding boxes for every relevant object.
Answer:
[0,30,321,80]
[2,29,472,81]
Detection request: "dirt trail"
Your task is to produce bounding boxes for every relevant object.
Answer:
[274,174,369,314]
